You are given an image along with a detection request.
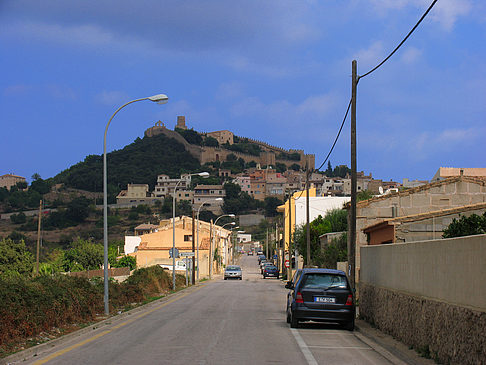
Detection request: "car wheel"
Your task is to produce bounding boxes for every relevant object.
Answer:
[263,275,266,279]
[239,277,242,280]
[276,275,279,279]
[286,309,291,324]
[290,312,299,328]
[343,319,355,331]
[224,277,227,280]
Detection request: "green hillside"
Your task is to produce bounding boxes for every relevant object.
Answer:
[53,134,201,192]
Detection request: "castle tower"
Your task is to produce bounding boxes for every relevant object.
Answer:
[176,116,187,130]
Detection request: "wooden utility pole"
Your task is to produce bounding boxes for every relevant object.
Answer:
[266,229,269,259]
[192,210,196,285]
[349,60,358,290]
[306,167,311,267]
[36,200,42,275]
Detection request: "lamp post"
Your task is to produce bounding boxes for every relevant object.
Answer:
[103,93,168,316]
[221,222,236,266]
[172,172,209,291]
[195,197,223,280]
[210,213,235,278]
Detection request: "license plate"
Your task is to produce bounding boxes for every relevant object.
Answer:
[314,297,335,303]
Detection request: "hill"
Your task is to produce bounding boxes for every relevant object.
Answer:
[53,134,201,192]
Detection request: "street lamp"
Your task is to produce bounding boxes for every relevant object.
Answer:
[103,93,168,316]
[173,172,209,290]
[210,213,235,278]
[220,221,236,266]
[195,197,223,280]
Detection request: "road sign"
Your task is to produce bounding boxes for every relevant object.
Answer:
[169,248,180,258]
[284,260,289,268]
[273,254,278,259]
[180,252,195,257]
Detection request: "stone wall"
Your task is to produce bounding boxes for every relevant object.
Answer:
[360,234,486,364]
[359,283,486,365]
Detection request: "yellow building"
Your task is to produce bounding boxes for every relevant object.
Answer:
[130,216,231,277]
[277,188,316,251]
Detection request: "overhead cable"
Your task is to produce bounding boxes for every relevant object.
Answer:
[359,0,439,80]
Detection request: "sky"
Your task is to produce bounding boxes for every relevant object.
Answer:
[1,0,485,184]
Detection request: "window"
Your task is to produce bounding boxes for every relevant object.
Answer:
[302,274,347,289]
[184,235,192,242]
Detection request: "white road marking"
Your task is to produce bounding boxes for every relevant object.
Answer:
[307,346,372,350]
[290,328,318,365]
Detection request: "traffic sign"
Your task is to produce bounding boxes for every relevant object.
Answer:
[284,260,289,268]
[169,248,180,258]
[273,254,278,259]
[180,252,195,257]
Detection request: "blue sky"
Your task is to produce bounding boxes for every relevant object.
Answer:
[1,0,485,183]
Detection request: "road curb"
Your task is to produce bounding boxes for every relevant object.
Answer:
[354,320,436,365]
[1,281,208,365]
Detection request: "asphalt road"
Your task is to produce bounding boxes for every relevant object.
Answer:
[15,256,397,365]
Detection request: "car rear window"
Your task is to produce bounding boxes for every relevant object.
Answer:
[301,273,348,289]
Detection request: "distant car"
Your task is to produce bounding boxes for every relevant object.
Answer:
[257,255,266,263]
[286,268,355,330]
[261,262,273,274]
[247,251,254,256]
[257,251,264,256]
[263,265,279,279]
[224,265,242,280]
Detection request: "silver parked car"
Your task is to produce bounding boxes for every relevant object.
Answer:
[224,265,242,280]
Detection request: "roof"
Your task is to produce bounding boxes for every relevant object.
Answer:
[363,201,486,233]
[135,223,159,230]
[0,174,25,179]
[194,185,224,189]
[347,176,486,209]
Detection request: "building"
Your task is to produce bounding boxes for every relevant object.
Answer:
[126,216,231,276]
[351,176,486,281]
[402,178,428,189]
[193,185,225,214]
[431,167,486,182]
[294,196,351,227]
[363,202,486,245]
[116,184,152,204]
[206,130,234,145]
[0,174,26,190]
[154,174,192,198]
[233,176,251,195]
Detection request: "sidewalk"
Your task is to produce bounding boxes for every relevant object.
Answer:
[355,319,436,365]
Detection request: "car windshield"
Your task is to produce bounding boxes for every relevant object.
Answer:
[226,266,241,271]
[301,274,347,289]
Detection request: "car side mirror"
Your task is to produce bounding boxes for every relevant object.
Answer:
[285,282,293,289]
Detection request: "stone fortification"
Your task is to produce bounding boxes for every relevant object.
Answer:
[144,119,315,170]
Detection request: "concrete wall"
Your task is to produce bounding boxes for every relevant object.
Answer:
[360,235,486,364]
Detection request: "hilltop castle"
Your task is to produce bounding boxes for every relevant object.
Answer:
[144,116,315,170]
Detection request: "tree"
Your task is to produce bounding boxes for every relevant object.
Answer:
[10,212,27,224]
[325,161,333,177]
[293,209,348,266]
[264,197,283,217]
[113,255,136,270]
[0,238,34,277]
[357,190,374,202]
[290,164,301,171]
[442,213,486,238]
[66,196,91,223]
[63,239,104,272]
[30,177,51,195]
[203,136,219,147]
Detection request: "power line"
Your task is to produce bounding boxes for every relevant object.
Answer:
[359,0,439,80]
[316,98,352,171]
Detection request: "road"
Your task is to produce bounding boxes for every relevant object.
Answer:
[17,256,396,365]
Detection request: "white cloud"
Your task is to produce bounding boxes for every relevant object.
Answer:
[230,93,338,127]
[369,0,472,30]
[354,41,385,71]
[96,90,130,106]
[3,84,33,96]
[401,47,422,64]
